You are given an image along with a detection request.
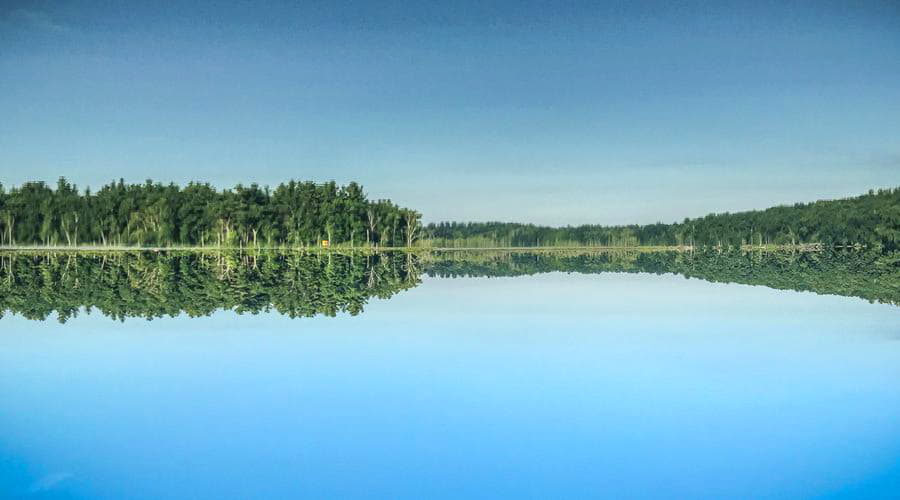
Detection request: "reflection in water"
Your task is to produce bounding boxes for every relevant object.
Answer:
[0,251,421,322]
[426,249,900,306]
[0,249,897,322]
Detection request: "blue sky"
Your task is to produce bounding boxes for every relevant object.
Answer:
[1,1,899,224]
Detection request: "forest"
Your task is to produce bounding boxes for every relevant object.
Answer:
[425,187,900,251]
[0,179,898,251]
[0,178,421,248]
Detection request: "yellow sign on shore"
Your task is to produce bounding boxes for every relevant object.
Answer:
[321,240,329,248]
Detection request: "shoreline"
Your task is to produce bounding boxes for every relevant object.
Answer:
[0,243,840,253]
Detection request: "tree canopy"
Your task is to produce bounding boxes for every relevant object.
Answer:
[0,178,421,248]
[1,180,897,251]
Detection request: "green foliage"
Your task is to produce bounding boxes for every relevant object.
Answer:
[0,178,422,248]
[425,188,900,250]
[2,180,897,253]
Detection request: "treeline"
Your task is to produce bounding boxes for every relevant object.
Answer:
[0,178,421,248]
[3,180,898,251]
[425,187,900,251]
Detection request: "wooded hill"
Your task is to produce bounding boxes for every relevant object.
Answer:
[425,188,900,250]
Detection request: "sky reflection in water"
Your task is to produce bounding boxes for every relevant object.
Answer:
[1,270,899,499]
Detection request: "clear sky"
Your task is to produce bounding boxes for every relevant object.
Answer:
[1,1,899,225]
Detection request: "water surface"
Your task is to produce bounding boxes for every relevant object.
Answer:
[1,251,898,499]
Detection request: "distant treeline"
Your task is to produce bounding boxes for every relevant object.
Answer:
[425,188,900,250]
[0,179,421,248]
[2,180,898,251]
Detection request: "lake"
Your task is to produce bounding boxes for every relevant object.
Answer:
[1,250,899,499]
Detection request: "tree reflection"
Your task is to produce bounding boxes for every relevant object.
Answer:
[0,248,896,322]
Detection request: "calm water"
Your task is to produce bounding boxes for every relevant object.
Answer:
[1,251,899,499]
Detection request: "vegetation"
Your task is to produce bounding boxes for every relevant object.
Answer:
[0,180,897,252]
[425,188,900,250]
[1,248,896,322]
[2,180,896,322]
[0,178,421,248]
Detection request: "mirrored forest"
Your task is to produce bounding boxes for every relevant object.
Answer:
[426,249,900,306]
[1,248,897,323]
[0,251,421,322]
